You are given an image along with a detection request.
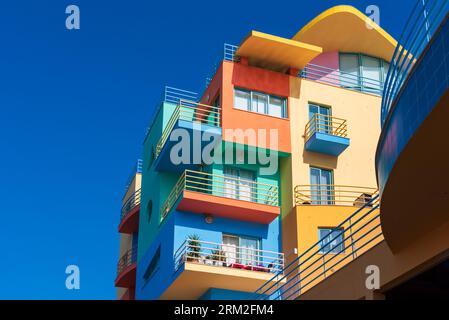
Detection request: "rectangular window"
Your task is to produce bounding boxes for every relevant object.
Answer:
[339,54,360,89]
[234,88,287,118]
[310,167,334,205]
[234,89,250,111]
[222,234,261,266]
[319,228,344,254]
[268,96,284,118]
[143,247,160,282]
[361,55,382,93]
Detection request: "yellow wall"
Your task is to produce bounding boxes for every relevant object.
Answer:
[282,78,381,217]
[280,77,382,288]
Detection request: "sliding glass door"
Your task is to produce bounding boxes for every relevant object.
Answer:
[310,167,334,205]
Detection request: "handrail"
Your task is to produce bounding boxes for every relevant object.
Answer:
[205,43,240,88]
[144,86,198,143]
[123,159,142,192]
[160,170,279,222]
[173,239,284,274]
[120,188,141,221]
[300,63,384,96]
[254,193,382,300]
[381,0,449,125]
[304,114,348,141]
[295,185,377,206]
[116,246,138,277]
[155,99,221,159]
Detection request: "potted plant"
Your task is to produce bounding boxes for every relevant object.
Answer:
[186,234,201,262]
[211,246,226,267]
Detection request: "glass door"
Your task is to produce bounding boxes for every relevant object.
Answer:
[222,235,239,265]
[239,237,260,266]
[310,167,334,205]
[309,104,332,135]
[224,167,238,200]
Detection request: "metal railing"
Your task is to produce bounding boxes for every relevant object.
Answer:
[300,63,384,96]
[116,246,138,277]
[295,185,377,206]
[124,159,142,192]
[205,43,240,88]
[120,188,141,222]
[382,0,449,124]
[144,86,199,142]
[155,100,221,158]
[160,170,279,222]
[255,193,382,300]
[304,114,348,142]
[174,239,284,273]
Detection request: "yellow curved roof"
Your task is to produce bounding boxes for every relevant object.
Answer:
[292,5,398,62]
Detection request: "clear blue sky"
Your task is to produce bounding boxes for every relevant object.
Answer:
[0,0,413,299]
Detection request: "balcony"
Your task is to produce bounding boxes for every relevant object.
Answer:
[304,114,350,156]
[115,247,137,288]
[295,185,377,206]
[118,189,141,234]
[160,239,284,299]
[154,100,222,172]
[300,63,384,96]
[160,170,280,224]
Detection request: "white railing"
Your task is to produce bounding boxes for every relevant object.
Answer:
[174,239,284,274]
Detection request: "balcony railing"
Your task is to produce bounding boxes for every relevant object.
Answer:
[300,63,384,96]
[124,159,143,192]
[304,114,348,142]
[120,188,141,222]
[160,170,279,222]
[116,247,138,277]
[255,192,382,300]
[382,0,449,125]
[205,43,240,88]
[295,185,378,206]
[144,86,199,143]
[155,100,221,159]
[174,239,284,274]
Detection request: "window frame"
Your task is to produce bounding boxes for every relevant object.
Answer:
[318,228,345,254]
[233,88,287,119]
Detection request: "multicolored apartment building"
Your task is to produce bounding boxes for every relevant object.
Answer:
[115,5,402,300]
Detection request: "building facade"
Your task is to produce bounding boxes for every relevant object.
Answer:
[115,5,400,300]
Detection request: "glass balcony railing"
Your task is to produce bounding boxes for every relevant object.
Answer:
[160,170,279,222]
[116,246,138,278]
[295,185,378,206]
[304,114,348,142]
[155,100,221,159]
[120,188,141,222]
[174,239,284,274]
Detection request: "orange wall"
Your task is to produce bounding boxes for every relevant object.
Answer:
[201,61,291,154]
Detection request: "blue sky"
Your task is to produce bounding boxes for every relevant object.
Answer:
[0,0,413,299]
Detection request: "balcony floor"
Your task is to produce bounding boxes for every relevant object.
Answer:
[115,263,137,288]
[118,205,140,234]
[176,190,280,224]
[160,262,284,300]
[305,132,350,156]
[154,119,222,173]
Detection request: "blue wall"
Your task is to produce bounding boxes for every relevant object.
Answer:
[136,209,281,300]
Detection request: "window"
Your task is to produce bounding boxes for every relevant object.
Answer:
[222,234,261,266]
[319,228,344,254]
[234,88,287,118]
[339,53,390,94]
[234,89,250,111]
[309,103,331,135]
[310,167,334,205]
[223,167,256,202]
[143,247,160,282]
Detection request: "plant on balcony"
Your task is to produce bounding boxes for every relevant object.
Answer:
[186,234,201,262]
[211,246,226,267]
